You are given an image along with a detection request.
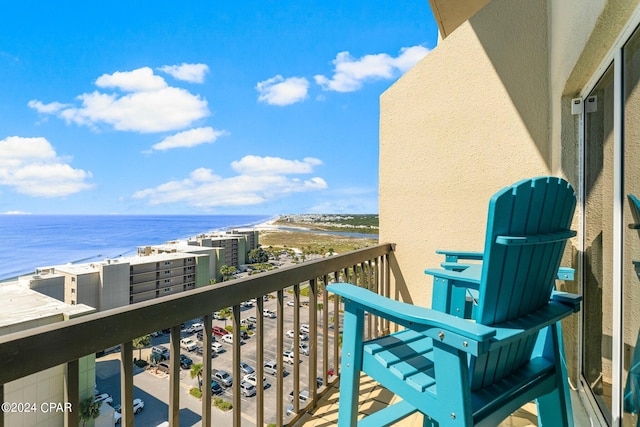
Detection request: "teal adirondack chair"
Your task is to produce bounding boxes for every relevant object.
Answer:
[328,177,581,426]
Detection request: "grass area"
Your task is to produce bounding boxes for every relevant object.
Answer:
[259,229,378,255]
[274,214,378,234]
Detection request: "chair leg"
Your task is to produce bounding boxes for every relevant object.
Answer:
[422,414,438,427]
[536,323,574,427]
[338,302,365,427]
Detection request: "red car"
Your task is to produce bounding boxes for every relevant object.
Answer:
[212,326,228,337]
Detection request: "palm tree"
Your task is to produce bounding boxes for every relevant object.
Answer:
[79,397,100,427]
[190,363,203,391]
[132,334,151,361]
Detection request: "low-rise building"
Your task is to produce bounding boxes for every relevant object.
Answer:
[24,251,209,308]
[0,282,97,426]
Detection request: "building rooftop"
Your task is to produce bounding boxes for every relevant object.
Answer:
[0,282,94,330]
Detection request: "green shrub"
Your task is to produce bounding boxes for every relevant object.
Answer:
[214,397,232,411]
[189,388,202,398]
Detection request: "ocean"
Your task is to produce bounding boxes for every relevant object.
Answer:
[0,214,272,281]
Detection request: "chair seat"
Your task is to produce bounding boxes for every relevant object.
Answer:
[363,329,558,423]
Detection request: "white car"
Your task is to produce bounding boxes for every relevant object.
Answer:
[263,309,276,318]
[221,334,244,345]
[94,393,113,405]
[283,351,299,365]
[180,338,197,351]
[286,330,308,341]
[243,373,267,388]
[300,324,310,333]
[113,398,144,424]
[212,342,224,353]
[186,323,203,333]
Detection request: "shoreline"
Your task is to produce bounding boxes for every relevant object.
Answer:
[0,215,378,284]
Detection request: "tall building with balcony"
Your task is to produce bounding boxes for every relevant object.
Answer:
[24,251,209,309]
[138,242,224,283]
[190,234,249,268]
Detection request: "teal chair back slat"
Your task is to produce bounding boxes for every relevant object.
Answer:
[471,177,576,390]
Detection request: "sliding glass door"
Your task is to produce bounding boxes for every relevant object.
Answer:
[582,23,640,427]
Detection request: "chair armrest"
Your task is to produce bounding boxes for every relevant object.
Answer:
[328,283,495,355]
[424,266,482,287]
[551,290,582,312]
[435,250,483,262]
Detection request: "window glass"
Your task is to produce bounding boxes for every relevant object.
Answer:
[584,64,614,423]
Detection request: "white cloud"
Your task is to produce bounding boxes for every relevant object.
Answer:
[159,63,210,83]
[95,67,168,92]
[29,67,210,133]
[27,100,68,114]
[256,75,309,106]
[231,155,322,175]
[133,155,327,208]
[0,136,93,197]
[314,45,429,92]
[152,127,228,151]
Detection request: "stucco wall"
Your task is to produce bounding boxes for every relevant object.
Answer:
[380,0,553,307]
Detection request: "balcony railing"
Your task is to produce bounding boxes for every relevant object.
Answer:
[0,243,393,427]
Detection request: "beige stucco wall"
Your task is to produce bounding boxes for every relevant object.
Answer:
[380,0,553,307]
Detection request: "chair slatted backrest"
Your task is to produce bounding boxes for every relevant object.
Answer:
[470,177,576,390]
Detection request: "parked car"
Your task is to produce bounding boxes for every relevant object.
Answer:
[288,389,309,404]
[240,361,254,375]
[199,379,224,395]
[113,398,144,424]
[221,334,243,345]
[151,345,170,361]
[212,342,224,353]
[246,316,257,323]
[213,369,233,387]
[186,322,203,333]
[263,309,276,318]
[264,360,288,377]
[299,343,310,356]
[240,381,257,397]
[210,380,223,395]
[243,373,267,388]
[213,311,225,320]
[180,338,197,352]
[283,351,299,365]
[286,330,308,341]
[212,326,228,337]
[94,393,113,405]
[157,362,171,374]
[300,324,310,333]
[179,354,192,369]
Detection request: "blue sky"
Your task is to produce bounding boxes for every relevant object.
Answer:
[0,1,437,215]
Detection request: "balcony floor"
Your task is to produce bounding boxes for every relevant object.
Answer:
[300,374,591,426]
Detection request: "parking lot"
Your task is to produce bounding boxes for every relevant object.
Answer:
[96,291,338,426]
